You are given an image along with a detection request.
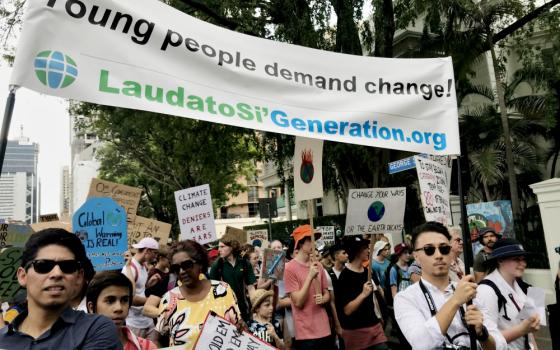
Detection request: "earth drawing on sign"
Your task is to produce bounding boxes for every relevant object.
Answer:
[367,201,385,222]
[300,149,314,184]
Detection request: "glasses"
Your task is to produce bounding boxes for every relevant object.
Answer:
[170,259,197,274]
[453,238,463,243]
[27,259,81,274]
[414,245,452,256]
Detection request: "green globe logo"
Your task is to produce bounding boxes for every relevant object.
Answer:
[34,50,78,89]
[367,201,385,222]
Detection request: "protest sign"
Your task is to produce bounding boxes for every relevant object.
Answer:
[0,247,24,303]
[128,216,171,248]
[415,156,452,225]
[294,137,324,202]
[0,224,34,249]
[344,187,406,236]
[73,197,128,271]
[467,200,514,254]
[193,312,275,350]
[247,229,269,247]
[261,248,286,281]
[225,226,247,244]
[39,213,59,222]
[317,226,335,246]
[30,221,72,232]
[88,178,142,223]
[175,184,216,245]
[11,0,459,155]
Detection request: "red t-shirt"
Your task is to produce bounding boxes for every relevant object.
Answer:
[284,258,330,340]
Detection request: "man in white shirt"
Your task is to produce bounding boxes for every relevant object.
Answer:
[122,237,160,341]
[394,222,506,350]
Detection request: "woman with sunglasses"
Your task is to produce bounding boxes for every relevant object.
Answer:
[155,240,242,349]
[476,238,540,350]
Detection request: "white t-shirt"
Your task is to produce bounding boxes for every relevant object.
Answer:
[121,258,153,329]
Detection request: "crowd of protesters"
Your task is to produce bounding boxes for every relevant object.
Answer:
[0,222,556,350]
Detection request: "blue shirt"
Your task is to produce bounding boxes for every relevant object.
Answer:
[389,264,411,292]
[0,308,122,350]
[371,259,390,288]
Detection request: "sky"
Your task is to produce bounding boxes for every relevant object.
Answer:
[0,63,70,214]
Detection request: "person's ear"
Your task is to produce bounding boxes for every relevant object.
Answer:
[16,266,28,288]
[87,301,94,313]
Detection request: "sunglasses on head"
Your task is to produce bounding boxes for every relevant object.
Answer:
[170,259,197,274]
[414,244,452,256]
[27,259,81,274]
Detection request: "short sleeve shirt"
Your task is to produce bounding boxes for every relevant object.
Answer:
[371,259,390,289]
[209,258,256,317]
[155,280,241,348]
[284,259,330,340]
[247,319,283,346]
[335,268,380,330]
[0,308,121,350]
[390,265,411,292]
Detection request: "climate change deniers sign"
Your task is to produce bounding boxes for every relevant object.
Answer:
[10,0,460,154]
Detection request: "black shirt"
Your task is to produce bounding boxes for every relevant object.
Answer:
[334,267,380,330]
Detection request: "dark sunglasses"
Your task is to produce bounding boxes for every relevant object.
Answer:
[414,245,452,256]
[27,259,81,274]
[170,259,197,274]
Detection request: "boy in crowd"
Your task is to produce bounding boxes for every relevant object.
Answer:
[372,240,391,289]
[87,271,157,350]
[284,225,331,350]
[0,228,120,349]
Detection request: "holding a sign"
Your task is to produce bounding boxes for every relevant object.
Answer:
[345,187,406,236]
[175,184,217,245]
[128,216,172,248]
[247,229,269,247]
[316,226,335,246]
[73,197,128,271]
[0,224,34,248]
[261,249,286,280]
[0,247,24,302]
[294,137,324,203]
[415,156,452,225]
[88,178,142,223]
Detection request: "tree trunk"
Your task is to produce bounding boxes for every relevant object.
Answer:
[488,40,521,218]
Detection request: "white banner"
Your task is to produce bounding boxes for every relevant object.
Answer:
[345,187,406,236]
[294,137,324,202]
[193,312,275,350]
[10,0,459,155]
[174,184,217,244]
[415,156,452,225]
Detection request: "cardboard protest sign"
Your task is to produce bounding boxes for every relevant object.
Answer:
[294,137,324,202]
[247,229,269,247]
[316,226,335,246]
[261,248,286,281]
[193,312,275,350]
[39,213,59,222]
[88,178,142,223]
[128,216,172,248]
[415,156,452,226]
[73,197,128,271]
[175,184,216,245]
[225,226,247,244]
[345,187,406,236]
[10,0,460,155]
[0,247,25,303]
[467,200,514,254]
[30,221,72,232]
[0,224,34,249]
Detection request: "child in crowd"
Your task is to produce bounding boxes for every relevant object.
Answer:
[87,271,157,350]
[248,289,284,349]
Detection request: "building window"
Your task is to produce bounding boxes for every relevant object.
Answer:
[248,186,259,202]
[248,203,258,217]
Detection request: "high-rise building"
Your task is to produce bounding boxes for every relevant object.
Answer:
[60,165,71,219]
[0,135,39,223]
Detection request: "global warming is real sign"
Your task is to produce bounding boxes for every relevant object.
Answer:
[10,0,460,155]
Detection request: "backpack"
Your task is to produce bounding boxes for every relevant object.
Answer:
[383,258,404,307]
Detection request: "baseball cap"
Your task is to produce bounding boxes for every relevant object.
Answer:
[291,225,321,249]
[132,237,159,250]
[373,240,390,256]
[208,249,219,259]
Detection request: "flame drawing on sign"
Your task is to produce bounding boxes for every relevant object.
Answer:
[300,149,314,184]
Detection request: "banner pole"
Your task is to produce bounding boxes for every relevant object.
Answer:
[368,234,375,282]
[0,86,18,176]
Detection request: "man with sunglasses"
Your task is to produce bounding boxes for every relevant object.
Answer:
[0,228,121,349]
[394,222,506,350]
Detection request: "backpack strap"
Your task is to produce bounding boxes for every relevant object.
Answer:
[479,279,511,321]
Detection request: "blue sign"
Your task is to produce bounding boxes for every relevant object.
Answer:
[388,156,416,174]
[73,197,127,271]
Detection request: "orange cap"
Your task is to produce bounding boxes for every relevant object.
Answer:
[291,225,321,249]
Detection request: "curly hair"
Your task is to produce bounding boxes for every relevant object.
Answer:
[168,240,209,272]
[219,235,241,257]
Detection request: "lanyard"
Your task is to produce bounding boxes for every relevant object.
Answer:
[419,280,470,345]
